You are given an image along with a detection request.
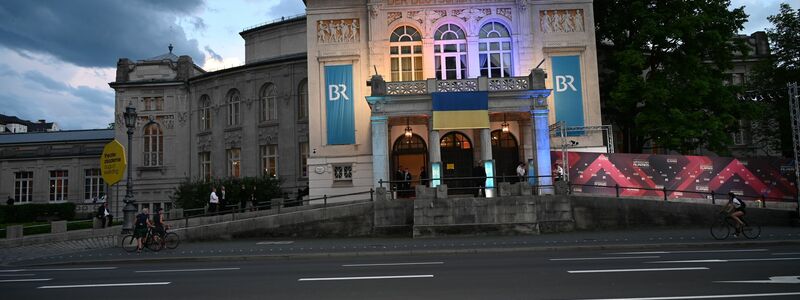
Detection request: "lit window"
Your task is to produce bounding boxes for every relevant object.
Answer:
[143,123,164,167]
[84,169,104,201]
[199,95,212,131]
[259,83,278,122]
[14,171,33,204]
[260,145,278,177]
[227,148,241,177]
[389,26,423,81]
[49,170,68,202]
[227,89,241,126]
[479,22,513,78]
[434,24,468,80]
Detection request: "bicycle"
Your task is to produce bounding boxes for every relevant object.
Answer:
[121,228,163,252]
[157,228,180,250]
[710,211,761,240]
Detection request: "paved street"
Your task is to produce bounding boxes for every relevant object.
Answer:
[2,243,800,299]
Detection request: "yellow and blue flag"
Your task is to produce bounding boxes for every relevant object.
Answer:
[432,91,489,130]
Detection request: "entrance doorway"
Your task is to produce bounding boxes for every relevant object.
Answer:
[392,134,428,197]
[440,132,474,194]
[491,130,520,183]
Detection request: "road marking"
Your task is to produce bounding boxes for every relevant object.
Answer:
[611,249,767,255]
[0,270,24,273]
[551,256,660,261]
[650,258,800,264]
[576,291,800,299]
[298,275,434,281]
[1,267,118,272]
[716,276,800,284]
[772,252,800,255]
[342,262,444,267]
[0,274,35,277]
[135,267,240,273]
[256,240,294,245]
[0,278,52,283]
[38,282,171,289]
[568,267,708,274]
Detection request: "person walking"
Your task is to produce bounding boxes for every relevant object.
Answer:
[209,187,219,214]
[133,208,152,253]
[553,163,565,181]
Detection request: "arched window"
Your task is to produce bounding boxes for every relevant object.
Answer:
[199,95,211,131]
[298,79,308,120]
[434,24,467,80]
[259,83,277,122]
[439,132,472,149]
[226,89,241,126]
[143,123,163,167]
[389,26,423,81]
[479,22,513,78]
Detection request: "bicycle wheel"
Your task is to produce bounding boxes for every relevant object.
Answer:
[710,219,730,240]
[163,232,180,250]
[121,235,138,252]
[742,224,761,239]
[146,236,163,252]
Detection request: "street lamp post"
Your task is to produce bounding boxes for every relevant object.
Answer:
[121,103,138,233]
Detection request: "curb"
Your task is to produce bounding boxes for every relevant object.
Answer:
[12,239,800,267]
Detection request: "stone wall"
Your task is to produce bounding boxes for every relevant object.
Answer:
[372,187,414,235]
[412,195,574,238]
[571,195,798,230]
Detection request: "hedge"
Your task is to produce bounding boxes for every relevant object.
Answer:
[0,202,76,224]
[170,176,283,210]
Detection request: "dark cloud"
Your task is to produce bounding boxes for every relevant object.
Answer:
[23,70,70,92]
[204,46,223,61]
[0,0,207,68]
[0,63,16,77]
[190,16,208,32]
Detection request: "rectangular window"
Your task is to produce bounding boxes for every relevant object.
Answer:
[200,105,211,131]
[299,142,309,178]
[143,97,164,111]
[260,145,278,177]
[199,152,211,181]
[14,171,33,204]
[333,165,353,181]
[49,170,68,202]
[227,148,241,178]
[733,120,746,145]
[84,169,104,201]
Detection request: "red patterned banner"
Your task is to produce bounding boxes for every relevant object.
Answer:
[551,152,797,202]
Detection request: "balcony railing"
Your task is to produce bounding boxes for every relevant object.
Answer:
[385,76,531,96]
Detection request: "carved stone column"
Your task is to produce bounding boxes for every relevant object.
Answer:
[371,115,390,189]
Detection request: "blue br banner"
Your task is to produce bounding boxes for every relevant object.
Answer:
[551,55,584,132]
[325,64,355,145]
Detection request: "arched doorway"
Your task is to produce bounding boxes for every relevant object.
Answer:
[392,134,428,197]
[491,130,520,183]
[440,132,474,194]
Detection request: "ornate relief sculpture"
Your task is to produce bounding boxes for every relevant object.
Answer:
[317,19,360,43]
[456,7,488,34]
[411,9,443,34]
[387,12,402,26]
[539,9,585,33]
[496,8,513,21]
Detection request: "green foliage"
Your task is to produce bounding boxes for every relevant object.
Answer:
[595,0,751,154]
[170,176,283,210]
[747,3,800,157]
[0,203,77,224]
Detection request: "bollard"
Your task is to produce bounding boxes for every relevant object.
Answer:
[323,195,327,207]
[615,184,620,198]
[370,188,374,201]
[711,190,716,205]
[663,186,668,201]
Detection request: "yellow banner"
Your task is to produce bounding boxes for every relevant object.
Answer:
[432,110,490,130]
[101,140,127,185]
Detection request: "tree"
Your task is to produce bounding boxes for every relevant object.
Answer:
[747,3,800,157]
[595,0,751,154]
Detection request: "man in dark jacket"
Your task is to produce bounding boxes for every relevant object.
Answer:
[96,202,113,227]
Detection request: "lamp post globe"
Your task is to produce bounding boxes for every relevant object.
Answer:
[121,103,138,233]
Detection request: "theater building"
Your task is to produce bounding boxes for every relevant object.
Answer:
[305,0,602,199]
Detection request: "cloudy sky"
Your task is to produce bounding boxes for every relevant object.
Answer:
[0,0,795,130]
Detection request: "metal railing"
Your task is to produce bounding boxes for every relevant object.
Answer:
[568,182,798,209]
[241,14,306,32]
[378,174,556,198]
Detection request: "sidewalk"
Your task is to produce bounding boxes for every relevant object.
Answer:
[5,226,800,266]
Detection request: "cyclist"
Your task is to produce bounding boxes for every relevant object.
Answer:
[724,192,747,237]
[152,207,169,238]
[133,208,153,253]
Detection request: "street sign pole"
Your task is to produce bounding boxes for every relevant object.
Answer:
[788,82,800,218]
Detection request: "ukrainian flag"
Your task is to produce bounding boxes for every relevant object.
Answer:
[432,91,490,130]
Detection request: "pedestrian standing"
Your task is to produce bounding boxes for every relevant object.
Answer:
[220,186,227,212]
[516,162,526,183]
[239,184,247,211]
[419,166,429,187]
[209,187,219,213]
[6,196,13,206]
[96,202,113,227]
[250,186,258,211]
